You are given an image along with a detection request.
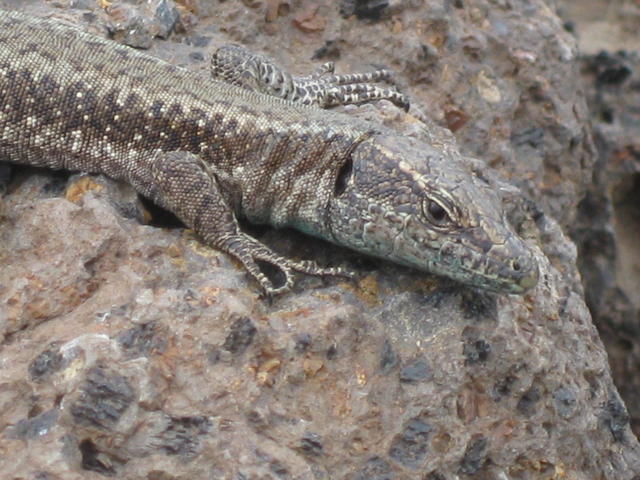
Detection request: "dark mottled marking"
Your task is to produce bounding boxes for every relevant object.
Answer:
[150,99,164,117]
[114,48,130,61]
[425,472,446,480]
[19,41,38,55]
[236,103,255,115]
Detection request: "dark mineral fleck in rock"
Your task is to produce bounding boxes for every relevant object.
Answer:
[380,338,399,373]
[117,321,167,358]
[158,415,212,458]
[29,342,64,380]
[459,290,497,320]
[326,343,338,360]
[603,390,630,442]
[463,339,491,364]
[70,366,135,430]
[300,432,323,457]
[425,472,446,480]
[294,333,312,354]
[511,127,545,148]
[588,51,633,86]
[553,386,578,419]
[388,417,432,468]
[189,51,204,62]
[203,344,222,364]
[79,438,120,476]
[340,0,389,20]
[492,375,516,400]
[459,436,488,474]
[399,358,430,383]
[222,316,257,354]
[354,455,395,480]
[7,410,59,440]
[517,386,541,417]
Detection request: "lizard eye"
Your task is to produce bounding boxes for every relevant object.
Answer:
[334,157,353,197]
[422,198,453,227]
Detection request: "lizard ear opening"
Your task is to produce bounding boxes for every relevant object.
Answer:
[334,156,353,197]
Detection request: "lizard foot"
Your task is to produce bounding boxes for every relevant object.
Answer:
[221,233,353,296]
[299,66,410,111]
[210,44,409,111]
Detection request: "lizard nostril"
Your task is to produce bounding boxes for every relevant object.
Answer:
[511,260,521,272]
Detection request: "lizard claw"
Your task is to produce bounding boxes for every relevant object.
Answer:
[221,233,351,296]
[259,276,294,297]
[256,258,355,296]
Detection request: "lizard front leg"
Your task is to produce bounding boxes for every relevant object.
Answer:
[210,44,409,111]
[146,151,350,295]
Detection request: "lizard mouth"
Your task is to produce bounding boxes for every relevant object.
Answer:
[433,235,540,294]
[443,255,539,293]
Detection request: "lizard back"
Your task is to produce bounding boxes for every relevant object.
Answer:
[0,10,369,227]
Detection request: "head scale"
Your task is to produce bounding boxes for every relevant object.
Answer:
[326,133,539,294]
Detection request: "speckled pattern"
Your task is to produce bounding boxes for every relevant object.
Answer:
[210,43,410,110]
[0,9,538,295]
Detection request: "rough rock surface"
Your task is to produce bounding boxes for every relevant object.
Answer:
[574,50,640,434]
[1,0,639,479]
[559,0,640,437]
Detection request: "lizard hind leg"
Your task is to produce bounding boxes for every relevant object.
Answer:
[147,150,351,296]
[211,44,409,111]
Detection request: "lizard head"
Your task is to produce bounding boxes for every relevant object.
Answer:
[326,133,539,294]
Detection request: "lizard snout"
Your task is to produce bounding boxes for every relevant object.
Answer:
[496,240,539,293]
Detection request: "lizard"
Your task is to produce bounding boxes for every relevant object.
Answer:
[0,9,539,296]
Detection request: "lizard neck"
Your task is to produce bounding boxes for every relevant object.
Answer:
[215,123,369,234]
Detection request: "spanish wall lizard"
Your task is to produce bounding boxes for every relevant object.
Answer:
[0,9,539,295]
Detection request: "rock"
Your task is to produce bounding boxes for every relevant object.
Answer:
[1,1,639,479]
[570,48,640,435]
[104,0,181,49]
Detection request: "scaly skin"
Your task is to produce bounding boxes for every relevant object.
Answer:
[0,10,538,295]
[210,44,410,111]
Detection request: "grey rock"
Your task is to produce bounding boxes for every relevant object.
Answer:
[1,1,639,479]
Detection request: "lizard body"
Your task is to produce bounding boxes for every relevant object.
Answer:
[0,10,538,295]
